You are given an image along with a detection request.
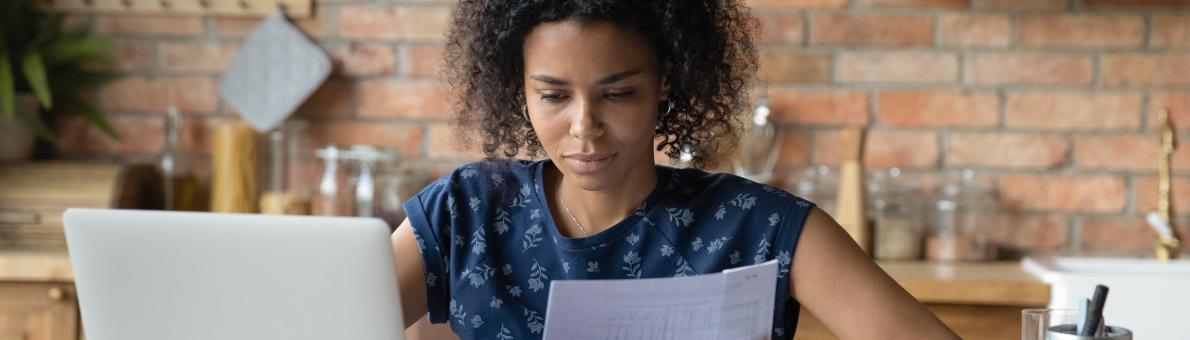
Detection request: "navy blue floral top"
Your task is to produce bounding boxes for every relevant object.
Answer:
[402,159,815,339]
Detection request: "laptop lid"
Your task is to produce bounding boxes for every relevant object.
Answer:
[63,208,405,340]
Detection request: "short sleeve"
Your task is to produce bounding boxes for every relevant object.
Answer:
[402,177,455,324]
[772,195,815,339]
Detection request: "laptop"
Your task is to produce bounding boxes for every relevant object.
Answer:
[63,208,406,340]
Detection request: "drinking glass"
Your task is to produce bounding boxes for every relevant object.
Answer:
[1022,309,1079,340]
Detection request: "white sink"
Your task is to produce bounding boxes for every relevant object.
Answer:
[1022,256,1190,339]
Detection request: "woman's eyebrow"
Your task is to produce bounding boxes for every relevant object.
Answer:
[529,70,643,86]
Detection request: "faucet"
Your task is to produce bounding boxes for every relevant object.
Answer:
[1155,108,1182,261]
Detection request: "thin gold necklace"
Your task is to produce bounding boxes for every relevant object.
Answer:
[558,190,591,237]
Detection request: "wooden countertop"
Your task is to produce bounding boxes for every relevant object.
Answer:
[879,260,1049,306]
[0,250,74,282]
[0,251,1048,306]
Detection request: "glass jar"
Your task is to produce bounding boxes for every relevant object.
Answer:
[926,169,998,261]
[870,168,925,260]
[259,119,311,215]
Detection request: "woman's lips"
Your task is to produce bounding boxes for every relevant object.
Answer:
[564,153,615,174]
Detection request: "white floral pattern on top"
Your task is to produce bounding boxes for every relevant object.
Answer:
[405,160,815,340]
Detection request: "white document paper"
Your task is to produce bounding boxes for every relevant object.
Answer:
[542,260,778,340]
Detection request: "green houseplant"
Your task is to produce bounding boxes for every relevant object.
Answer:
[1,0,121,159]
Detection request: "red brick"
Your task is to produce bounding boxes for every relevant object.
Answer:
[976,0,1069,10]
[1136,176,1190,218]
[1019,15,1144,48]
[946,133,1069,169]
[357,80,453,120]
[938,14,1011,47]
[160,42,240,72]
[745,0,851,9]
[55,112,218,157]
[113,40,153,71]
[1102,54,1190,86]
[758,51,830,84]
[95,15,205,36]
[1149,92,1190,130]
[1083,216,1190,255]
[856,0,969,8]
[754,13,805,45]
[982,214,1068,251]
[99,76,219,114]
[1153,14,1190,48]
[877,91,998,127]
[775,132,812,167]
[767,89,869,125]
[964,52,1093,86]
[815,130,938,167]
[1072,135,1190,171]
[294,79,354,119]
[55,113,163,156]
[1082,0,1190,8]
[865,130,938,168]
[999,175,1126,213]
[337,6,451,41]
[838,52,958,83]
[306,121,423,157]
[403,44,446,78]
[1005,92,1141,130]
[328,42,397,76]
[1074,135,1145,171]
[809,14,933,46]
[214,11,327,38]
[427,123,487,160]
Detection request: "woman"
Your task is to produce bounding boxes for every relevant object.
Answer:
[391,1,959,339]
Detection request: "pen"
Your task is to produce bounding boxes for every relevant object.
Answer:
[1080,285,1109,336]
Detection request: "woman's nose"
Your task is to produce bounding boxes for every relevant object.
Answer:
[569,97,605,141]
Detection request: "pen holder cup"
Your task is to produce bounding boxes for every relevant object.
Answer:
[1045,324,1132,340]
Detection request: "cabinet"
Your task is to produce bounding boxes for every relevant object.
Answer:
[0,282,79,340]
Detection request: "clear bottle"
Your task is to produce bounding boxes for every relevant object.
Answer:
[733,97,782,183]
[313,145,346,216]
[158,106,202,211]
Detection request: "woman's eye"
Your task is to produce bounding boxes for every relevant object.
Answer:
[605,90,634,99]
[540,93,568,103]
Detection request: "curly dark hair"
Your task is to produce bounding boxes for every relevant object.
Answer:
[442,0,758,169]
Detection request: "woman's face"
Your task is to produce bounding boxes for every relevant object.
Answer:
[522,19,665,191]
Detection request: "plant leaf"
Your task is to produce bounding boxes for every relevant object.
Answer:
[0,57,14,120]
[43,36,113,66]
[61,94,118,140]
[13,99,55,143]
[21,52,52,110]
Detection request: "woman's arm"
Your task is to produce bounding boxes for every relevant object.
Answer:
[391,218,430,329]
[789,207,958,339]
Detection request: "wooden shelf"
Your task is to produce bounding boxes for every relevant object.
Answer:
[36,0,313,18]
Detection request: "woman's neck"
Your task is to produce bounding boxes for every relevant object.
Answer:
[546,159,657,236]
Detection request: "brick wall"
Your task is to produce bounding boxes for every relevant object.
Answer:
[53,0,1190,256]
